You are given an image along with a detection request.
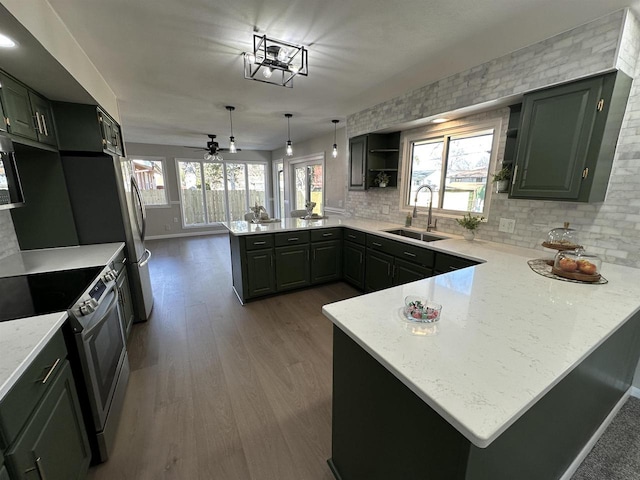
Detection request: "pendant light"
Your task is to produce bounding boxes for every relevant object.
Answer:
[285,113,293,156]
[226,106,237,153]
[331,119,339,158]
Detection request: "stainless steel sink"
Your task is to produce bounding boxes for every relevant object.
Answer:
[384,229,447,242]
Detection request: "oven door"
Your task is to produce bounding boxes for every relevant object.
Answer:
[75,285,126,430]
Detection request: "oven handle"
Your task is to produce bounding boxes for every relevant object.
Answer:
[81,286,120,338]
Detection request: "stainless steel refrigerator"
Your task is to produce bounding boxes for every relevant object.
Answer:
[61,154,154,322]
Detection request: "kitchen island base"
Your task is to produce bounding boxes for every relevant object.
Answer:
[329,315,640,480]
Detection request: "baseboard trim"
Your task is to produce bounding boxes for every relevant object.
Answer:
[631,386,640,399]
[145,230,227,240]
[559,388,631,480]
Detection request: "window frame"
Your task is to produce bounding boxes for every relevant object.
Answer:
[400,119,501,218]
[175,158,270,228]
[130,156,170,208]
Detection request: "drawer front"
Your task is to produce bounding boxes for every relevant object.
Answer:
[366,234,397,256]
[310,228,342,242]
[274,230,310,247]
[435,253,478,273]
[244,234,274,251]
[391,242,435,268]
[0,330,67,446]
[343,228,366,245]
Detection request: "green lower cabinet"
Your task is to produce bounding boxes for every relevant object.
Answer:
[393,258,432,286]
[246,249,276,297]
[365,250,394,292]
[6,361,90,480]
[275,245,310,291]
[311,240,342,284]
[343,241,365,290]
[0,466,8,480]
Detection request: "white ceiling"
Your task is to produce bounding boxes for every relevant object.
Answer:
[25,0,640,150]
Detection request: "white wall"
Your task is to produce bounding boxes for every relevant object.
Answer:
[125,142,271,238]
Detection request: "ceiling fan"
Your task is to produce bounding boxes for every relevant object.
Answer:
[187,134,241,160]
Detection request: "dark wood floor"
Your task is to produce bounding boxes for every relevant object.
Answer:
[87,234,359,480]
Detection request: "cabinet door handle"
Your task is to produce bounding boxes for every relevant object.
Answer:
[387,264,391,276]
[270,254,273,267]
[36,457,47,480]
[288,237,299,241]
[582,167,589,179]
[307,250,310,261]
[348,234,356,239]
[33,112,43,134]
[313,249,316,260]
[403,251,416,257]
[372,242,382,247]
[41,114,49,136]
[322,233,332,237]
[392,265,396,278]
[511,165,518,185]
[40,358,61,384]
[253,241,266,246]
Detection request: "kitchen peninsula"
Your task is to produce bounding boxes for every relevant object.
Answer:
[323,233,640,480]
[225,218,640,479]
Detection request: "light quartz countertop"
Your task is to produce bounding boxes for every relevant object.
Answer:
[225,218,640,448]
[0,312,68,402]
[0,243,125,278]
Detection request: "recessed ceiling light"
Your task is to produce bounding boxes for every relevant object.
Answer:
[0,33,17,48]
[432,118,448,124]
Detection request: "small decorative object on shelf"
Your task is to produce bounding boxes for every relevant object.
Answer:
[456,212,485,241]
[374,171,390,188]
[405,213,412,227]
[492,166,511,193]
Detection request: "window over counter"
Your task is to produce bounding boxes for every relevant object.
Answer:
[402,120,500,216]
[176,159,269,227]
[130,157,168,206]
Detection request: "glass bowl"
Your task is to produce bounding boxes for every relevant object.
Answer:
[543,222,581,251]
[404,296,442,323]
[553,248,602,279]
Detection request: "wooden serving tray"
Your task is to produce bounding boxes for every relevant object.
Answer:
[542,241,582,251]
[551,266,601,283]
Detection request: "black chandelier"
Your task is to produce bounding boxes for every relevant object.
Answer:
[244,34,308,88]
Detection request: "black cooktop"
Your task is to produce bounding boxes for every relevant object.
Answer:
[0,266,102,322]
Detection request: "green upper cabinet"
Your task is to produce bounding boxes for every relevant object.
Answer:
[28,92,57,146]
[349,133,400,191]
[52,102,124,155]
[510,71,632,202]
[349,135,367,190]
[0,73,38,141]
[0,73,57,147]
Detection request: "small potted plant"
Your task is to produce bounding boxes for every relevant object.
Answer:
[456,212,485,241]
[374,171,390,188]
[492,166,511,193]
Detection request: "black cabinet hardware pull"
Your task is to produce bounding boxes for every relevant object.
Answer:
[288,237,299,241]
[254,241,266,245]
[372,242,382,247]
[403,251,416,257]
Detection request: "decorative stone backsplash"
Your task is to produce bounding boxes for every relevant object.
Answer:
[346,9,640,268]
[0,211,19,261]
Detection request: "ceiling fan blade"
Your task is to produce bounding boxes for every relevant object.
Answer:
[184,146,208,151]
[219,148,242,152]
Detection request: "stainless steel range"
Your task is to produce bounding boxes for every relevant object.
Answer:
[67,263,130,463]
